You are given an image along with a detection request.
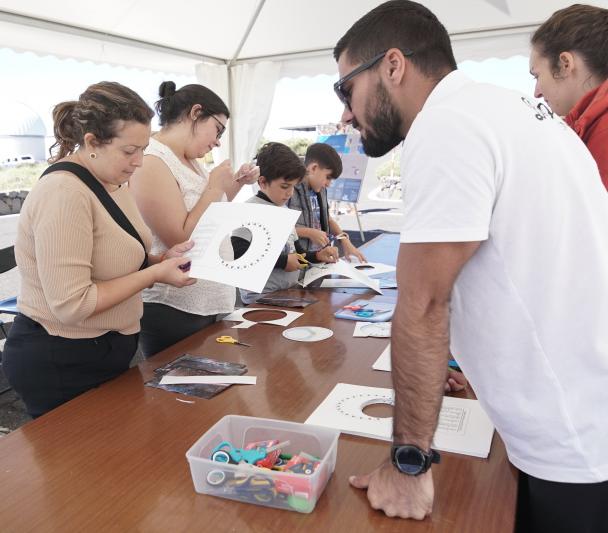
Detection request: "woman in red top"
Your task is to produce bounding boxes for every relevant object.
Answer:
[530,4,608,190]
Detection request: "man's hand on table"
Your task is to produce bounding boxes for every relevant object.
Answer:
[349,460,434,519]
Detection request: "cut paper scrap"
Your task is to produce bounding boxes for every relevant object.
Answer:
[303,260,381,294]
[372,343,391,371]
[305,383,495,458]
[350,262,396,276]
[160,375,256,385]
[282,326,334,342]
[222,307,303,329]
[188,202,300,293]
[354,321,391,338]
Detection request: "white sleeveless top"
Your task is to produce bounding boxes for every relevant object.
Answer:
[142,137,236,316]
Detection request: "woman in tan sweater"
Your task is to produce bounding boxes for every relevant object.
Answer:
[2,82,195,417]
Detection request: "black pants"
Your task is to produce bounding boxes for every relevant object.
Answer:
[2,314,137,418]
[139,303,217,358]
[515,471,608,533]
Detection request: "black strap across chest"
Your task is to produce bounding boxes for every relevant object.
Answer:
[41,162,149,270]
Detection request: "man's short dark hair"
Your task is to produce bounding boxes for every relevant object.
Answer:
[304,143,343,179]
[255,142,306,183]
[334,0,456,78]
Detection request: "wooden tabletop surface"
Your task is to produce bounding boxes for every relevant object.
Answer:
[0,233,517,532]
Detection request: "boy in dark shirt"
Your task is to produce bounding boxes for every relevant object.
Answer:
[232,142,338,304]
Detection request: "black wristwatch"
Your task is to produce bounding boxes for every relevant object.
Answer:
[391,444,441,476]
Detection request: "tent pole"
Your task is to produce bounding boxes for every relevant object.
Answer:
[229,0,267,67]
[228,67,235,164]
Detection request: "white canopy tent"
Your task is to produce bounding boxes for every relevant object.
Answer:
[1,0,605,165]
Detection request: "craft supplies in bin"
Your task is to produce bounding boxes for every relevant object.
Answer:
[186,415,339,513]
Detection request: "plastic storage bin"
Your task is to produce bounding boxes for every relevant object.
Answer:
[186,415,339,513]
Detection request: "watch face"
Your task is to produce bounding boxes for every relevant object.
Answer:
[395,446,426,475]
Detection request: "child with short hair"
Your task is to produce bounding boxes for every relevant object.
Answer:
[232,142,338,304]
[288,143,366,262]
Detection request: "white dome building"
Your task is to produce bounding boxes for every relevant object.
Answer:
[0,102,47,165]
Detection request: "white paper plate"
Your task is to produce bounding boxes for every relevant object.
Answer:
[282,326,334,342]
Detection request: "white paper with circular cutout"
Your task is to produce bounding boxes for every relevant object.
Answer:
[188,202,301,293]
[282,326,334,342]
[351,262,396,276]
[222,307,303,329]
[306,383,495,457]
[302,259,382,294]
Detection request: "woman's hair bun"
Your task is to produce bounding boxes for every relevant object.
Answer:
[158,81,177,98]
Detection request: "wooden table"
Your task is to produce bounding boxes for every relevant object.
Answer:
[0,233,517,532]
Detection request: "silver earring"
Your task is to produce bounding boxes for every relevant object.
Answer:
[89,153,97,159]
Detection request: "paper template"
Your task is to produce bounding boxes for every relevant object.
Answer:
[305,383,495,458]
[353,322,391,338]
[372,343,391,371]
[188,202,301,293]
[222,307,303,329]
[303,260,381,294]
[159,375,256,385]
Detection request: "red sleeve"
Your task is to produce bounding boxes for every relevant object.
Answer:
[586,125,608,192]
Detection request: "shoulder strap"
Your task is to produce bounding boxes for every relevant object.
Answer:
[41,162,149,270]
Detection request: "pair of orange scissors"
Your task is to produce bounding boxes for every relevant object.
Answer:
[216,336,252,347]
[295,253,310,270]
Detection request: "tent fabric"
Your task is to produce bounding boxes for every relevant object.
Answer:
[2,0,606,164]
[195,61,281,172]
[2,0,606,70]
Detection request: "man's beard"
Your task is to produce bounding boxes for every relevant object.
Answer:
[357,82,404,158]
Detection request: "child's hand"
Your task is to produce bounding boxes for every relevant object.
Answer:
[316,246,339,263]
[285,253,301,272]
[341,239,367,263]
[208,160,234,193]
[307,229,330,247]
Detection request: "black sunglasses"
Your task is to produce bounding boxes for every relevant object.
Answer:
[334,49,414,111]
[210,115,226,140]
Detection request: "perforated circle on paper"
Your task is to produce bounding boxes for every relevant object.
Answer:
[336,393,394,421]
[219,221,273,270]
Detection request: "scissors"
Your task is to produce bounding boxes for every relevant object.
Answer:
[354,309,376,318]
[295,253,310,270]
[216,336,252,347]
[343,303,368,311]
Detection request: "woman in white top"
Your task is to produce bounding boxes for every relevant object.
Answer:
[130,82,259,357]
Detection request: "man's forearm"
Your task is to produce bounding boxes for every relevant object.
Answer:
[391,292,450,448]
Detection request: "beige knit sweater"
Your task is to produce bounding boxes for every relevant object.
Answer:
[15,170,152,338]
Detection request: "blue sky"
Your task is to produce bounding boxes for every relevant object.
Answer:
[0,47,536,142]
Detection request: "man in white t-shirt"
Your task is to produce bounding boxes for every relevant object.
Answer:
[333,1,608,531]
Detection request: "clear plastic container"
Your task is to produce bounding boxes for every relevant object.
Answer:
[186,415,339,513]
